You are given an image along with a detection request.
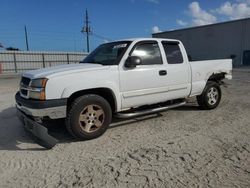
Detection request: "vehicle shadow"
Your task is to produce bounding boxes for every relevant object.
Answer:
[174,104,200,111]
[43,103,201,144]
[0,107,74,151]
[110,113,163,129]
[0,107,45,151]
[109,103,200,129]
[0,103,199,151]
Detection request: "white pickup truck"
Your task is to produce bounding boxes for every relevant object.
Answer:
[16,38,232,148]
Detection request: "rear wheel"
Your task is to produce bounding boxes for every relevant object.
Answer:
[66,94,112,140]
[197,81,221,110]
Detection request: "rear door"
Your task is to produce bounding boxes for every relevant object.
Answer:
[160,41,191,99]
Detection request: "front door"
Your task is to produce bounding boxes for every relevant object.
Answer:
[243,50,250,66]
[119,41,169,109]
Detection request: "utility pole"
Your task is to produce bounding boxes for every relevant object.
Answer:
[24,25,29,51]
[81,9,92,52]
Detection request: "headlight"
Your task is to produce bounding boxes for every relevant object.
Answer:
[29,78,48,100]
[30,78,48,88]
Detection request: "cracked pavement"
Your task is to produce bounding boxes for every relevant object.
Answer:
[0,70,250,187]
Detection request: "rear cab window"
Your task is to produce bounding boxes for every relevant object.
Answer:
[162,41,183,64]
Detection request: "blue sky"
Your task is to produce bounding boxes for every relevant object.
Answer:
[1,0,250,52]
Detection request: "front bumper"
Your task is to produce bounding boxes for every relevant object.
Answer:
[15,92,67,149]
[15,92,67,119]
[17,109,58,149]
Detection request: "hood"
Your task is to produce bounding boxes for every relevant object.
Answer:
[22,63,108,79]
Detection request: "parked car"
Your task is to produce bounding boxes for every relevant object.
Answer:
[16,38,232,148]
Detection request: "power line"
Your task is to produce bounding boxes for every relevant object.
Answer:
[92,32,112,41]
[1,22,115,51]
[1,25,113,42]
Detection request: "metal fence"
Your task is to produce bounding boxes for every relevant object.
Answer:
[0,51,88,73]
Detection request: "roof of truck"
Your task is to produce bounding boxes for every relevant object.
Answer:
[113,38,180,42]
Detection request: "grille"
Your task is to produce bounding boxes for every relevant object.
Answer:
[20,76,31,98]
[20,89,28,96]
[21,77,31,86]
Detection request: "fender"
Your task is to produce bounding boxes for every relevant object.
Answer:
[61,84,121,112]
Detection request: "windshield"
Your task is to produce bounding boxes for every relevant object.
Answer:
[81,41,131,65]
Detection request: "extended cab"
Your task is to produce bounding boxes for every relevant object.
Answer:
[15,38,232,148]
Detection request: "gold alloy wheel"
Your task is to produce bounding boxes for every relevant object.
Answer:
[78,104,105,133]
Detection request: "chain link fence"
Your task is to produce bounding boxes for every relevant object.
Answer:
[0,51,88,74]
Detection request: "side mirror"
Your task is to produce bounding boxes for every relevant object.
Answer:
[125,56,142,68]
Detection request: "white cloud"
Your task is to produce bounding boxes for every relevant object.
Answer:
[152,26,162,33]
[236,0,250,4]
[176,19,188,26]
[189,2,217,26]
[176,1,250,28]
[216,1,250,19]
[216,2,233,16]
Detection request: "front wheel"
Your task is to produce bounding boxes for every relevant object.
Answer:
[197,81,221,110]
[66,94,112,140]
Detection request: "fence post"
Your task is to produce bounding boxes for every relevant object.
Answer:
[13,53,17,73]
[66,53,70,64]
[42,53,45,68]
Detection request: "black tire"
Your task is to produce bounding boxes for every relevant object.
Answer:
[66,94,112,140]
[197,81,221,110]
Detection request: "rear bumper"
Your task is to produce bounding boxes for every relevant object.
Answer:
[15,92,67,119]
[17,109,58,149]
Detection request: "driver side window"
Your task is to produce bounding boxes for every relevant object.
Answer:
[131,42,163,65]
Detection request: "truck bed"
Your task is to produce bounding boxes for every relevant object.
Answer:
[190,59,232,96]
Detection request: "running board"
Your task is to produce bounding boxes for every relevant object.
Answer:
[115,101,186,119]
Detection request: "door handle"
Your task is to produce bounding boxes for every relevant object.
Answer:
[159,70,167,76]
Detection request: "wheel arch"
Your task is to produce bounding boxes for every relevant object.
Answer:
[67,88,117,113]
[207,72,226,84]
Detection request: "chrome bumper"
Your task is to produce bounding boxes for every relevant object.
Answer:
[16,103,66,119]
[15,92,67,119]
